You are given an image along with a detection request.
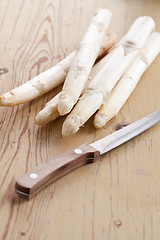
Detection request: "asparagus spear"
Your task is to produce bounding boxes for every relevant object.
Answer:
[0,52,74,107]
[58,9,112,115]
[94,31,160,128]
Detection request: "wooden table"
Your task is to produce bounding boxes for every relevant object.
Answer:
[0,0,160,239]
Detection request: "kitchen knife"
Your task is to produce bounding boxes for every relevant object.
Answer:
[15,110,160,199]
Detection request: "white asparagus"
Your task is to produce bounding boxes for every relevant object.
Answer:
[0,30,116,107]
[62,16,155,137]
[35,46,112,125]
[35,30,117,125]
[0,52,75,107]
[94,31,160,128]
[58,9,112,115]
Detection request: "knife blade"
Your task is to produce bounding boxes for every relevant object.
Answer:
[15,110,160,199]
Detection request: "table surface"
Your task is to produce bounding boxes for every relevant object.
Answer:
[0,0,160,239]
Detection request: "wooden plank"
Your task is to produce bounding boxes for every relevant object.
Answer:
[0,0,160,239]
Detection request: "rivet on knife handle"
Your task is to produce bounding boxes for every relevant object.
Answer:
[15,143,100,199]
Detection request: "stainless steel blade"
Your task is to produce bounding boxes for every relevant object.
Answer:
[91,110,160,154]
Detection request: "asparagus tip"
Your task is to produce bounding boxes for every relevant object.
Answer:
[35,109,50,125]
[58,95,75,116]
[94,112,108,128]
[62,115,81,137]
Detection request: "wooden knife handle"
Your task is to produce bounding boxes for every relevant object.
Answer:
[15,143,100,199]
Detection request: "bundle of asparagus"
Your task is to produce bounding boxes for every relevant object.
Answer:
[61,16,158,136]
[0,9,160,137]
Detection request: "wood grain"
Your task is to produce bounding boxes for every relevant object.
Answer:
[0,0,160,239]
